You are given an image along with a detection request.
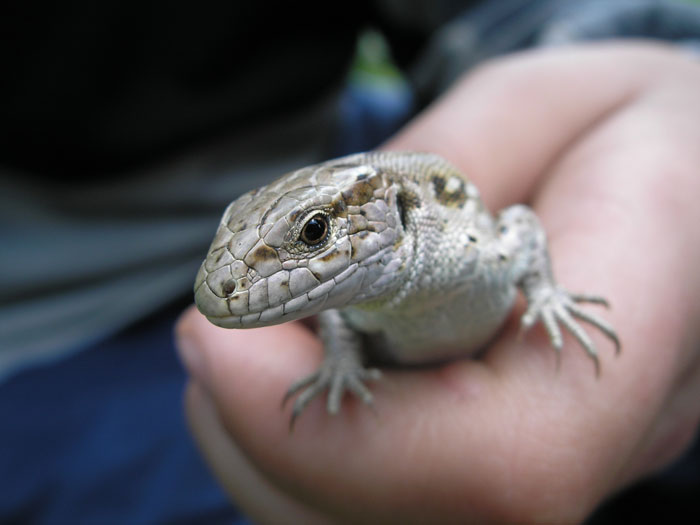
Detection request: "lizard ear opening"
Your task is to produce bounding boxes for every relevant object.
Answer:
[396,193,406,230]
[396,189,420,231]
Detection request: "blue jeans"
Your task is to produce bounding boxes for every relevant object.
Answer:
[0,301,246,524]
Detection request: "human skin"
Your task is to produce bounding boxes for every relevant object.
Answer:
[176,42,700,523]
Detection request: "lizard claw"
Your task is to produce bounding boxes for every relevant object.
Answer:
[521,286,620,374]
[282,361,381,431]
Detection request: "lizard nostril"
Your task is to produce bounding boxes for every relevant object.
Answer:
[222,279,237,296]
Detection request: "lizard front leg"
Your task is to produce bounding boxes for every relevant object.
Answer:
[283,309,381,428]
[496,205,620,373]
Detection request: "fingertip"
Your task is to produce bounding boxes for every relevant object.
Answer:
[175,306,217,391]
[175,304,213,344]
[175,307,325,433]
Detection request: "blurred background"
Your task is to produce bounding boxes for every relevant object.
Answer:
[1,1,699,523]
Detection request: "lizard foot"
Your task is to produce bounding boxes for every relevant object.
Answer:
[282,356,381,430]
[520,286,620,374]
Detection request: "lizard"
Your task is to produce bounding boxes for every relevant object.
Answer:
[194,151,620,426]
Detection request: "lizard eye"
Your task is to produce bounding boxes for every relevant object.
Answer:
[300,213,329,246]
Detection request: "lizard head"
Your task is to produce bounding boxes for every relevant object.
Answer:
[194,157,411,328]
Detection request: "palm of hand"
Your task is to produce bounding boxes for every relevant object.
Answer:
[177,43,700,524]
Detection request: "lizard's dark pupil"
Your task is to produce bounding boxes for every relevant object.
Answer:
[301,216,328,245]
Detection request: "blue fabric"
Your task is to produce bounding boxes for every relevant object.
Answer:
[332,80,414,155]
[0,302,246,525]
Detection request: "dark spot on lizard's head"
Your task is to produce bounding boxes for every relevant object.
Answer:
[222,279,237,295]
[367,171,384,189]
[331,198,347,217]
[356,173,368,181]
[431,174,446,194]
[468,234,477,243]
[229,293,244,305]
[229,218,250,232]
[317,243,351,264]
[431,174,468,208]
[213,250,227,264]
[341,181,375,207]
[247,244,278,263]
[329,163,358,170]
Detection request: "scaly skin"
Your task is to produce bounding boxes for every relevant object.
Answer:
[194,151,619,425]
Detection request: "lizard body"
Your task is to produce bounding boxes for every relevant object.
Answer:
[194,152,619,423]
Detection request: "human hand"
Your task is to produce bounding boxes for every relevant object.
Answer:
[176,42,700,523]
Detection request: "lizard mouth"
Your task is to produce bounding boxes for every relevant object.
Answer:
[195,293,325,329]
[193,261,327,329]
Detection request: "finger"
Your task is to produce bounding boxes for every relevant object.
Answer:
[176,306,498,522]
[176,306,325,437]
[184,381,332,525]
[384,43,686,210]
[498,44,700,492]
